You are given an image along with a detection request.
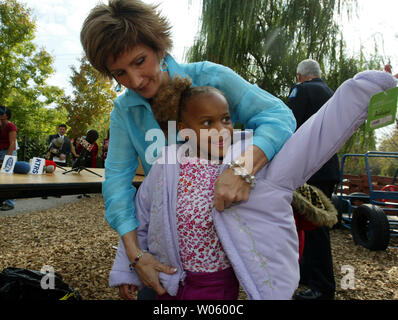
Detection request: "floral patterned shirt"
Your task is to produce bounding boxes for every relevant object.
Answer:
[176,157,232,272]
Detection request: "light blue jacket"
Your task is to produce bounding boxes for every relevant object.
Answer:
[103,54,296,236]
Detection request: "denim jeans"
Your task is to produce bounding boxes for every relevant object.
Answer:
[0,149,17,208]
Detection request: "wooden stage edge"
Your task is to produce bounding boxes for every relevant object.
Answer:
[0,167,145,200]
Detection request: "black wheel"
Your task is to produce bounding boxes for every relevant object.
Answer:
[348,192,370,205]
[351,204,390,250]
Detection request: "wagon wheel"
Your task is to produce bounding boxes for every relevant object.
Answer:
[351,204,390,251]
[348,192,370,205]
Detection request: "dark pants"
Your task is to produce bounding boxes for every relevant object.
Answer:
[158,268,239,300]
[137,286,157,300]
[299,181,336,298]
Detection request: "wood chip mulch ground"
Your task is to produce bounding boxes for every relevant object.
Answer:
[1,194,397,300]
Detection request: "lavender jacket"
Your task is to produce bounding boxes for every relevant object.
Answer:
[109,71,397,299]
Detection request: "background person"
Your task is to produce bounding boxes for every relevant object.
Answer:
[75,132,99,169]
[0,105,18,211]
[81,0,296,298]
[287,59,338,300]
[47,124,71,167]
[70,136,81,163]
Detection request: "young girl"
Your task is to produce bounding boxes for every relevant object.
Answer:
[110,71,397,300]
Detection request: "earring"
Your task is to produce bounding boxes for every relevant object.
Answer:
[160,58,168,72]
[115,83,122,93]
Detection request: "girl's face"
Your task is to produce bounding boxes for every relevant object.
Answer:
[178,91,234,160]
[106,44,168,99]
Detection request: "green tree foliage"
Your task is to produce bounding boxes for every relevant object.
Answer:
[60,56,116,141]
[0,0,65,142]
[187,0,389,171]
[187,0,359,96]
[371,126,398,177]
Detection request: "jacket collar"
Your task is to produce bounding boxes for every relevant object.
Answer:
[164,54,188,79]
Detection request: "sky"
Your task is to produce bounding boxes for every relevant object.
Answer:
[21,0,398,99]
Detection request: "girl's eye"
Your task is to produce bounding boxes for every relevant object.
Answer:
[203,120,211,126]
[222,116,231,123]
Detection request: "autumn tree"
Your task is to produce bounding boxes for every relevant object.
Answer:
[60,56,116,141]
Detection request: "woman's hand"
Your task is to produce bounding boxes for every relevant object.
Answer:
[213,145,268,211]
[133,251,177,295]
[122,230,177,296]
[213,168,251,211]
[119,284,137,300]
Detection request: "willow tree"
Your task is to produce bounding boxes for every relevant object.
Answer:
[187,0,389,168]
[187,0,360,95]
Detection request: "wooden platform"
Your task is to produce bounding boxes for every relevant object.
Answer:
[341,174,395,194]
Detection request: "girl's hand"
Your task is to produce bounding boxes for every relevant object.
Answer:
[132,251,177,295]
[119,284,137,300]
[213,168,251,211]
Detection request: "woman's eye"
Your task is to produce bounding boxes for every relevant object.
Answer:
[113,71,125,78]
[203,120,211,126]
[137,57,145,65]
[222,116,231,123]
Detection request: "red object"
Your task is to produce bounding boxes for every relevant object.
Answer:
[384,64,398,79]
[77,142,98,168]
[379,184,398,207]
[45,160,57,171]
[0,122,17,150]
[293,211,318,262]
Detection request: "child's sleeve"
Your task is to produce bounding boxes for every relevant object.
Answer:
[108,165,155,288]
[265,71,397,191]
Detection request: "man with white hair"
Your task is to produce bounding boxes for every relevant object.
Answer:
[287,59,339,300]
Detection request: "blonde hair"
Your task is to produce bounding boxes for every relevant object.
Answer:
[81,0,173,78]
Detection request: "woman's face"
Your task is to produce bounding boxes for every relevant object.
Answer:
[106,44,168,99]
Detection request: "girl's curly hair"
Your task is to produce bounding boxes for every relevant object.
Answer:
[150,76,226,132]
[150,76,191,130]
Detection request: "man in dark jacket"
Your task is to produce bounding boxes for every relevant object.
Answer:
[47,124,71,167]
[287,59,339,300]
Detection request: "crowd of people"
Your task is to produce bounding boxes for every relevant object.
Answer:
[1,0,397,301]
[46,124,107,169]
[0,118,109,207]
